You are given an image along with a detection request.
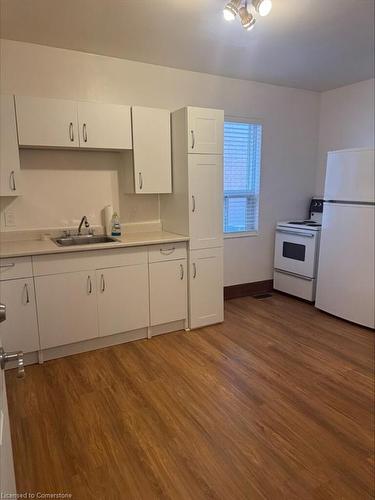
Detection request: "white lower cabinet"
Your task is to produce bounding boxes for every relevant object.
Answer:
[0,278,39,353]
[35,271,99,349]
[96,265,149,337]
[189,247,224,329]
[149,259,187,326]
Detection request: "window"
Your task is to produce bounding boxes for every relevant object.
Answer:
[223,121,262,235]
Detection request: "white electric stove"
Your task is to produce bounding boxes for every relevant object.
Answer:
[273,199,323,301]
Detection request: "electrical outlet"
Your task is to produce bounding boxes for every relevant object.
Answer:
[4,211,16,227]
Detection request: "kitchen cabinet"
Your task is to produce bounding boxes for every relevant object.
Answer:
[124,106,172,194]
[0,278,39,353]
[15,96,132,150]
[96,264,149,337]
[149,259,187,326]
[77,101,132,150]
[15,96,79,148]
[189,247,224,329]
[0,95,21,196]
[35,271,98,349]
[188,154,223,250]
[187,107,224,154]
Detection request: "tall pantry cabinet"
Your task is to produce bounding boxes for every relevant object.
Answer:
[160,107,224,329]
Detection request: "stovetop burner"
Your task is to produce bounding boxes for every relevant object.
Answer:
[288,220,321,227]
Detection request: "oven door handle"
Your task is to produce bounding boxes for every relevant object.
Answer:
[274,268,314,281]
[276,229,315,238]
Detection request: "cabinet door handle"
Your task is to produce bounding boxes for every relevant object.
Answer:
[192,195,196,212]
[24,283,30,304]
[139,172,143,190]
[101,274,106,292]
[83,123,88,143]
[87,276,92,294]
[0,263,15,269]
[160,247,175,255]
[192,262,197,279]
[69,122,74,142]
[190,130,195,149]
[180,263,184,280]
[10,171,16,191]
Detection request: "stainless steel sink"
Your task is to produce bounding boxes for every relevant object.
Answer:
[52,235,119,247]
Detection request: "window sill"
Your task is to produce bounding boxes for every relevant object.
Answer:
[224,231,259,239]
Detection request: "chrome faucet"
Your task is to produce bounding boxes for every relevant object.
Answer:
[77,216,90,235]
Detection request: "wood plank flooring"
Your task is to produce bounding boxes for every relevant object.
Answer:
[6,293,375,499]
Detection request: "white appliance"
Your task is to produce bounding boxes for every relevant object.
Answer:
[273,199,323,301]
[315,148,375,328]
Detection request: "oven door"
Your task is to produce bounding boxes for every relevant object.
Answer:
[274,228,317,277]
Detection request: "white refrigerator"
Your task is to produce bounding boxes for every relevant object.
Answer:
[315,148,375,328]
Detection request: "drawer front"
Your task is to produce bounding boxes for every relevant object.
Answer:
[0,257,33,281]
[33,247,148,276]
[148,242,187,263]
[273,270,315,302]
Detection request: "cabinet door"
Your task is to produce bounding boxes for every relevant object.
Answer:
[0,95,21,196]
[187,107,224,154]
[77,102,132,150]
[132,106,172,193]
[0,278,39,353]
[97,265,149,337]
[15,96,79,148]
[189,248,224,329]
[149,259,187,326]
[35,271,98,349]
[188,155,223,250]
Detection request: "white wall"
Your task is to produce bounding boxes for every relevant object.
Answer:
[316,79,375,196]
[0,39,320,286]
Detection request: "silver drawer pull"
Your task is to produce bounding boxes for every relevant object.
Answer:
[24,283,30,304]
[139,172,143,190]
[101,274,106,293]
[83,123,88,142]
[10,171,16,191]
[276,229,314,238]
[274,268,313,281]
[180,263,184,280]
[69,122,74,142]
[192,195,196,212]
[0,263,16,269]
[192,262,197,279]
[87,276,92,295]
[160,247,175,255]
[190,130,195,149]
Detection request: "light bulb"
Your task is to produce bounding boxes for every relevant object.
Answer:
[223,8,235,21]
[239,7,256,31]
[252,0,272,16]
[223,0,241,21]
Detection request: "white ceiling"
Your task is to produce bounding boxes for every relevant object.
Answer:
[0,0,374,91]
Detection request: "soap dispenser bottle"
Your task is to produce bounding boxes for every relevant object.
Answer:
[111,212,122,237]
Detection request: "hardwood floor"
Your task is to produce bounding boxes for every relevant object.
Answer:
[6,293,374,499]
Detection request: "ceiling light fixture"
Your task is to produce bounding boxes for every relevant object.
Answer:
[223,0,270,31]
[252,0,272,17]
[223,0,241,21]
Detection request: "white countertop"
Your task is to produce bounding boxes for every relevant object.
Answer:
[0,231,189,259]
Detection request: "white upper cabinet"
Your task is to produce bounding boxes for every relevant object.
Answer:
[130,106,172,193]
[15,96,79,148]
[0,95,21,196]
[77,101,132,150]
[188,154,223,250]
[15,96,132,150]
[187,107,224,154]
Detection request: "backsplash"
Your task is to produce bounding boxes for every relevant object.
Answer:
[0,148,160,232]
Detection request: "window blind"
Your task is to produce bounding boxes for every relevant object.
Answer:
[223,121,262,234]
